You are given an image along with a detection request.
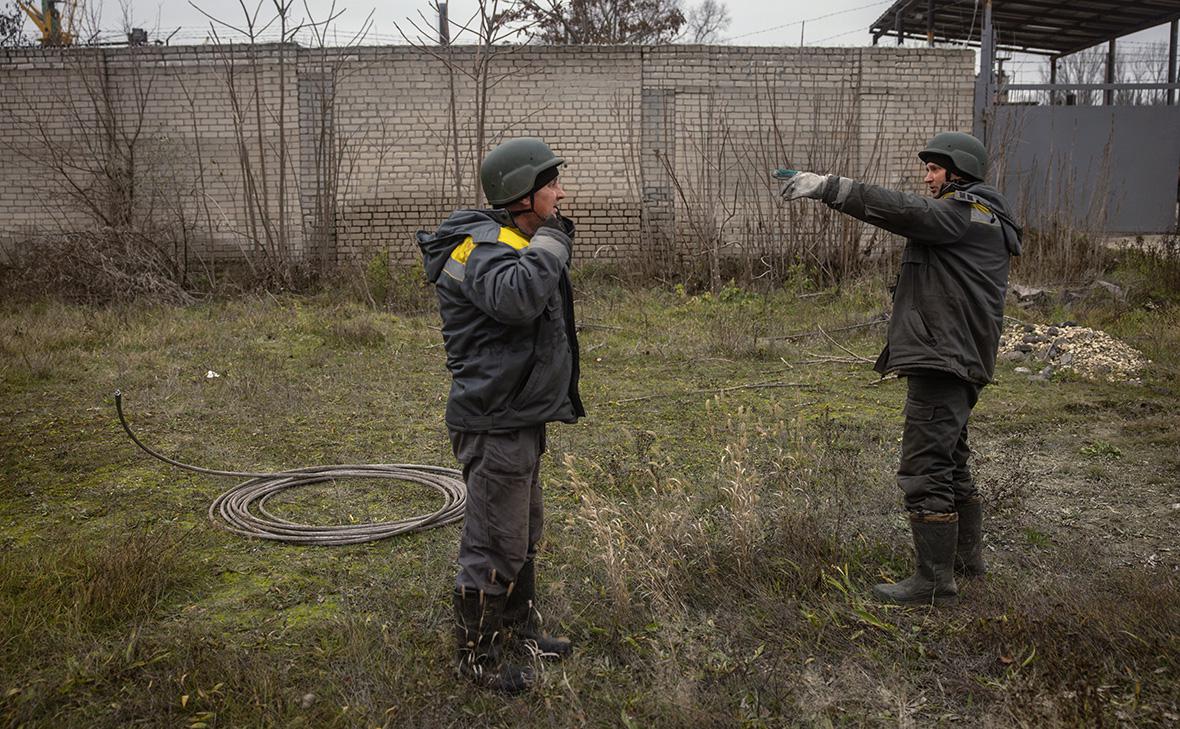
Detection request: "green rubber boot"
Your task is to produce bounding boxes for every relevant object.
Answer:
[954,498,988,577]
[504,560,572,660]
[872,513,959,607]
[453,587,535,694]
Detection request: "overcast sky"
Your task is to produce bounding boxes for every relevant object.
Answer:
[46,0,1177,81]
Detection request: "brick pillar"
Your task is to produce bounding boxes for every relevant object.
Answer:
[299,69,337,272]
[640,84,676,259]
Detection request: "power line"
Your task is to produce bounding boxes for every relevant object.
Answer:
[722,0,893,43]
[812,27,870,45]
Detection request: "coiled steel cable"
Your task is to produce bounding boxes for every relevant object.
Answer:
[114,390,466,545]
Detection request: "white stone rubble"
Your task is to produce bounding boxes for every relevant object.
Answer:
[998,322,1149,383]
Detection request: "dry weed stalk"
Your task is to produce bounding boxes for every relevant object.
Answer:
[195,1,301,285]
[0,46,208,302]
[396,0,545,209]
[563,405,866,630]
[563,452,693,618]
[716,433,765,574]
[653,65,896,290]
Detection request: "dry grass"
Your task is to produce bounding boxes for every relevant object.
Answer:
[0,229,200,306]
[1,257,1178,727]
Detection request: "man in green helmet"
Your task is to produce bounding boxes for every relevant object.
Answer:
[417,137,584,693]
[779,131,1022,607]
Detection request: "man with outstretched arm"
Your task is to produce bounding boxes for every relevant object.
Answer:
[779,132,1022,606]
[417,137,584,692]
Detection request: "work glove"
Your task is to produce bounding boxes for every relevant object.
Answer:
[778,171,830,201]
[544,212,576,240]
[534,213,574,263]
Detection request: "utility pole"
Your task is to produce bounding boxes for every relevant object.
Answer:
[926,0,934,47]
[438,1,449,45]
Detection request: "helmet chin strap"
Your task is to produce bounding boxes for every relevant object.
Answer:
[507,191,545,230]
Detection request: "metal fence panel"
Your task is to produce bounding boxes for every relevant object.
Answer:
[992,105,1180,235]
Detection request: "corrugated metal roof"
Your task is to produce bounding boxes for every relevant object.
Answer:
[870,0,1180,57]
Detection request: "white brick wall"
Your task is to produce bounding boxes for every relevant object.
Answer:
[0,44,974,268]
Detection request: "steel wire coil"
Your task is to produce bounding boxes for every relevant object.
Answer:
[115,391,465,545]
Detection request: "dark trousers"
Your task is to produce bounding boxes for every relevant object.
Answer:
[450,425,546,596]
[897,373,982,514]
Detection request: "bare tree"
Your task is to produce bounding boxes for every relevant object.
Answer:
[1040,43,1171,106]
[398,0,541,208]
[1,1,28,47]
[683,0,729,44]
[0,47,205,302]
[506,0,686,44]
[191,0,307,285]
[1046,46,1110,107]
[1114,42,1168,106]
[300,0,378,274]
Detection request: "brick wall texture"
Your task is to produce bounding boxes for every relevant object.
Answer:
[0,43,974,268]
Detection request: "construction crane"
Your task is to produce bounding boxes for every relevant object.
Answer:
[18,0,77,46]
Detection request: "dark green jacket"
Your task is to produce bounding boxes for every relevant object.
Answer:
[821,177,1023,384]
[417,209,584,433]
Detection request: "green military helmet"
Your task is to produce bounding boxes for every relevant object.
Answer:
[918,131,988,182]
[480,137,565,206]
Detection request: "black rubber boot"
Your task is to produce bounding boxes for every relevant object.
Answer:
[453,587,535,694]
[504,560,572,660]
[872,513,959,607]
[954,497,988,577]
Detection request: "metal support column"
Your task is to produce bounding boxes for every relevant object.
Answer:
[895,9,904,45]
[927,0,934,47]
[1105,39,1116,106]
[973,0,994,142]
[1049,55,1058,105]
[1169,20,1177,106]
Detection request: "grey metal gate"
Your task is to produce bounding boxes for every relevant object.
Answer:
[992,105,1180,235]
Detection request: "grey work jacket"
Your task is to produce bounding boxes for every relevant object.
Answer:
[821,177,1023,385]
[417,208,584,433]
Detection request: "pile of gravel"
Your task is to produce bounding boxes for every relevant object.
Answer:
[998,321,1149,383]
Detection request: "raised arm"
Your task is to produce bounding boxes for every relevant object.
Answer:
[462,225,571,326]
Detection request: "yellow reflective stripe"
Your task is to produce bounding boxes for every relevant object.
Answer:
[970,206,999,225]
[971,202,993,217]
[450,236,476,264]
[447,227,530,281]
[498,226,530,250]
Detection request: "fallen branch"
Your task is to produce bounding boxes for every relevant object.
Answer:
[817,325,875,364]
[578,323,624,332]
[758,315,889,344]
[791,356,864,366]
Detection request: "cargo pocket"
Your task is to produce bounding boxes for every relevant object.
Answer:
[903,400,935,421]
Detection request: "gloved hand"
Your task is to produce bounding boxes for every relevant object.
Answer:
[779,171,829,201]
[544,212,575,240]
[535,213,574,259]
